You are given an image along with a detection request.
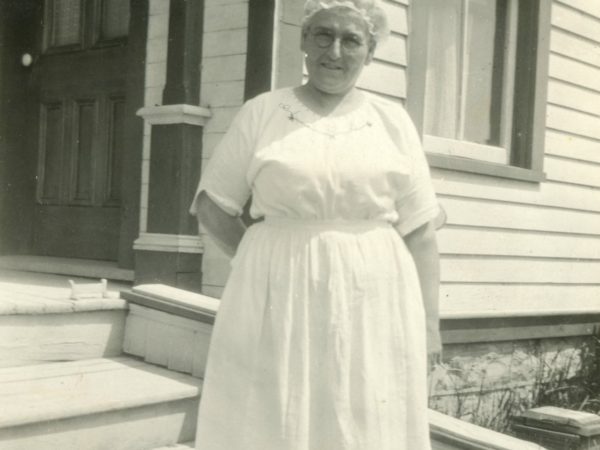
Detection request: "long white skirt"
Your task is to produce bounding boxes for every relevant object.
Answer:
[195,218,432,449]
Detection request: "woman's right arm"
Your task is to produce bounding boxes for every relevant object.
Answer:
[196,191,247,259]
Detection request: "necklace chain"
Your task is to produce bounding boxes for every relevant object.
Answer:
[279,102,372,139]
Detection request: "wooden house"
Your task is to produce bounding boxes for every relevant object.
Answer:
[0,0,598,448]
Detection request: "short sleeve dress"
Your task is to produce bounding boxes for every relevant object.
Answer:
[190,87,439,450]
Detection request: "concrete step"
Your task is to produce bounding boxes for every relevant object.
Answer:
[0,269,130,367]
[0,357,202,450]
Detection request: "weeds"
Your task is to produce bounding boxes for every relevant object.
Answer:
[428,333,600,433]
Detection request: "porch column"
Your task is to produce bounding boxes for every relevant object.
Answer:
[135,0,209,291]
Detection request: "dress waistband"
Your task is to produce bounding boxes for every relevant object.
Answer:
[263,216,391,230]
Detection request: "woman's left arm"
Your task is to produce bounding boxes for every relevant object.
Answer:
[403,220,442,368]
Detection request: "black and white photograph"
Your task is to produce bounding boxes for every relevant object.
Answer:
[0,0,599,449]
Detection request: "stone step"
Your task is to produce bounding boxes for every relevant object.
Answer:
[0,357,202,450]
[0,269,129,367]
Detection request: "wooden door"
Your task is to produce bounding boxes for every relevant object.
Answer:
[32,0,130,260]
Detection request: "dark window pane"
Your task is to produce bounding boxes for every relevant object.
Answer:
[49,0,82,46]
[101,0,130,39]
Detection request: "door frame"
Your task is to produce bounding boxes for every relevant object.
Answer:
[117,0,148,268]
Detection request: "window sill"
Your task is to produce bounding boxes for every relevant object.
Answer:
[426,153,546,183]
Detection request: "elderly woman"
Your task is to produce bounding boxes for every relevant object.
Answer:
[190,0,441,448]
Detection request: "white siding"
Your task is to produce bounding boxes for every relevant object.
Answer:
[357,0,408,101]
[140,0,171,232]
[199,0,600,309]
[138,0,249,295]
[199,0,249,297]
[426,0,600,316]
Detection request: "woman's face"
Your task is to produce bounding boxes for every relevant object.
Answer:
[301,7,375,96]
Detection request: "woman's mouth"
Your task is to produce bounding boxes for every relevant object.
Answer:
[321,63,342,71]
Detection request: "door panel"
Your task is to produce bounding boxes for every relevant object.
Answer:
[32,0,129,260]
[106,96,125,205]
[38,102,66,203]
[70,98,96,204]
[33,205,120,260]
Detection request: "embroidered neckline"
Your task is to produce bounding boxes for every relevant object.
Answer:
[279,89,373,139]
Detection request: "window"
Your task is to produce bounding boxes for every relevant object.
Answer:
[100,0,131,41]
[46,0,83,49]
[44,0,129,52]
[407,0,551,182]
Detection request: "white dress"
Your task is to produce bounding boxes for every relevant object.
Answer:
[190,88,439,450]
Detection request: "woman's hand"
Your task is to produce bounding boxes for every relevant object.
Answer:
[427,317,442,372]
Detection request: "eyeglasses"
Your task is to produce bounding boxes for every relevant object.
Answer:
[309,30,366,52]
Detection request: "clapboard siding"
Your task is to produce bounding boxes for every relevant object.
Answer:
[201,81,245,108]
[549,53,600,92]
[440,284,600,316]
[204,3,249,32]
[545,130,600,164]
[202,106,240,134]
[206,0,247,5]
[374,34,407,66]
[380,1,408,35]
[202,55,247,82]
[202,29,248,58]
[199,1,249,293]
[547,79,600,116]
[557,0,600,20]
[432,169,600,213]
[544,155,600,188]
[439,196,600,236]
[551,28,600,68]
[552,2,600,43]
[437,227,600,260]
[140,0,171,232]
[427,1,600,317]
[357,1,408,101]
[546,104,600,141]
[441,257,600,284]
[358,61,406,98]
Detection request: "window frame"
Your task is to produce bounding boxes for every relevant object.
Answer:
[406,0,551,183]
[91,0,130,48]
[43,0,129,54]
[43,0,86,53]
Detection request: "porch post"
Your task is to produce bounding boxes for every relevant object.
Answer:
[134,0,208,291]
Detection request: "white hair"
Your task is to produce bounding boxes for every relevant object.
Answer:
[302,0,390,43]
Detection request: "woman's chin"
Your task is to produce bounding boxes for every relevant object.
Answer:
[308,81,353,96]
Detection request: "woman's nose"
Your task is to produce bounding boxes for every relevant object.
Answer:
[326,38,342,59]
